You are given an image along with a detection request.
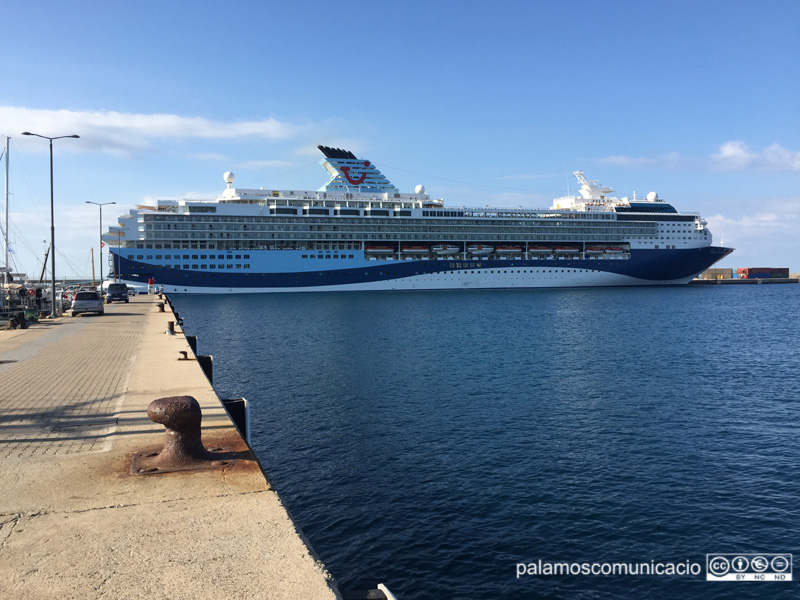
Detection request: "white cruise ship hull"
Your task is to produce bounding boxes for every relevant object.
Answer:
[112,246,732,294]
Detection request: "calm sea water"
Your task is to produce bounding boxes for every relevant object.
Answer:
[172,285,800,599]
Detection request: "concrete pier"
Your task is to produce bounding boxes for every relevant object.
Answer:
[689,277,799,285]
[0,295,340,600]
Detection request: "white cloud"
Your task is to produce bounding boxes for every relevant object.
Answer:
[594,143,800,172]
[706,206,799,252]
[711,141,800,172]
[707,212,794,237]
[1,106,302,157]
[705,207,800,269]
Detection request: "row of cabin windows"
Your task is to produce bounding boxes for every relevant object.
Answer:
[301,255,355,259]
[136,254,250,260]
[163,264,251,270]
[346,269,592,277]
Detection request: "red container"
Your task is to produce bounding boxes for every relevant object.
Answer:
[736,267,787,279]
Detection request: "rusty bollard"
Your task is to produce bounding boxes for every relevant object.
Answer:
[158,292,163,300]
[157,302,165,312]
[131,396,232,475]
[178,351,188,360]
[166,320,175,335]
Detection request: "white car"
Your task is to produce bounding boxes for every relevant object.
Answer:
[71,291,104,316]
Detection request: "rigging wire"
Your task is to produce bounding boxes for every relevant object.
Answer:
[374,162,558,194]
[3,137,96,279]
[232,160,319,191]
[181,160,321,198]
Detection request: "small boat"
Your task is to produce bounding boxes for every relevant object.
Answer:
[554,246,580,254]
[466,244,494,255]
[605,246,625,254]
[401,245,430,255]
[431,244,460,255]
[585,246,605,255]
[527,245,553,254]
[365,245,395,255]
[495,245,523,254]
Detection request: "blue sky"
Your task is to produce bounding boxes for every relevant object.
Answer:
[1,0,798,278]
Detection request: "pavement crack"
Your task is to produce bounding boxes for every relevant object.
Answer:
[7,490,272,520]
[0,514,21,551]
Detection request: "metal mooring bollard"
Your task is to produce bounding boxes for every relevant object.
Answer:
[131,395,233,475]
[178,351,188,360]
[157,302,165,312]
[167,320,175,335]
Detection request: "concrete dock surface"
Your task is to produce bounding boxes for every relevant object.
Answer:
[0,295,340,599]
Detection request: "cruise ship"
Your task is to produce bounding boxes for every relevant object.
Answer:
[105,146,733,293]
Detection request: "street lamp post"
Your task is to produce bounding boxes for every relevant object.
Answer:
[21,131,80,318]
[86,201,115,295]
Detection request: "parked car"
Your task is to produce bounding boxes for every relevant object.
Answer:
[71,291,104,316]
[105,282,129,303]
[126,285,137,296]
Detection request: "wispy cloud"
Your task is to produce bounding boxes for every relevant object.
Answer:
[594,142,800,172]
[2,106,303,157]
[707,210,797,236]
[187,152,229,161]
[595,151,683,168]
[238,159,295,170]
[711,141,800,172]
[705,206,799,254]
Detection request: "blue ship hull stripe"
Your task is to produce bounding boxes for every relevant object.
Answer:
[111,247,732,289]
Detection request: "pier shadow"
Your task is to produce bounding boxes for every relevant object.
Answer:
[0,397,250,451]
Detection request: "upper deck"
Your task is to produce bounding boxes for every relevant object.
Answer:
[102,148,709,252]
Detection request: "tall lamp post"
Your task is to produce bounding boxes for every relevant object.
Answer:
[21,131,80,318]
[86,201,115,295]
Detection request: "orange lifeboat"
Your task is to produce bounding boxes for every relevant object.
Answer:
[365,245,395,255]
[466,244,494,255]
[495,245,523,254]
[401,245,430,255]
[432,244,460,255]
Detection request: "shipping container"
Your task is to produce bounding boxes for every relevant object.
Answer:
[736,267,789,279]
[700,268,733,279]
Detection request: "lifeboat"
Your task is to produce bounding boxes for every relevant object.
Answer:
[605,246,625,254]
[401,245,430,255]
[527,245,553,255]
[365,245,395,255]
[495,245,523,254]
[466,244,494,255]
[585,246,605,255]
[554,246,580,254]
[431,244,460,255]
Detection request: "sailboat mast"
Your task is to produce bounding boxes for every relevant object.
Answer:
[3,136,8,286]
